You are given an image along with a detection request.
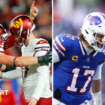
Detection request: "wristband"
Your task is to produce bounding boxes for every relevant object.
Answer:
[13,57,17,67]
[93,91,102,105]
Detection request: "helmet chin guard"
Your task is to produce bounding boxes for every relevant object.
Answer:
[81,12,105,52]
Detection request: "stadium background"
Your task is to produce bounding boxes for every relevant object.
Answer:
[54,0,105,105]
[0,0,52,105]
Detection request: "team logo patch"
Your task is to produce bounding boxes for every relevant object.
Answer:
[72,56,78,62]
[86,57,90,62]
[36,40,48,44]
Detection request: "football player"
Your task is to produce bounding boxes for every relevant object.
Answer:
[0,14,52,105]
[0,24,51,72]
[0,1,52,72]
[53,12,105,105]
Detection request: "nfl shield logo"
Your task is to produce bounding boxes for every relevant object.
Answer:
[87,57,90,62]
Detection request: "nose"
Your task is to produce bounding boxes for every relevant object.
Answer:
[97,35,104,42]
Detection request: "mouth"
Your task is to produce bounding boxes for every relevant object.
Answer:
[97,42,103,48]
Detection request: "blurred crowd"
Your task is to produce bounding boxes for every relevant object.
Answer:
[0,0,52,46]
[54,0,105,37]
[0,0,52,105]
[54,0,105,105]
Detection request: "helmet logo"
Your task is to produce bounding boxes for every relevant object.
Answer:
[85,16,102,25]
[12,18,23,29]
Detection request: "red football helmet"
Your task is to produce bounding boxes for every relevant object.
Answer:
[9,15,35,46]
[0,24,16,50]
[0,24,8,41]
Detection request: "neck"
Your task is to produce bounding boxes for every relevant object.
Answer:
[82,40,94,50]
[25,32,36,46]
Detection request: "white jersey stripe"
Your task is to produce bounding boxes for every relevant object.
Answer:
[93,51,97,56]
[79,40,85,55]
[56,36,66,51]
[53,41,65,57]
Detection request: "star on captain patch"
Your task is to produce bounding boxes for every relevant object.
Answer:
[87,57,90,62]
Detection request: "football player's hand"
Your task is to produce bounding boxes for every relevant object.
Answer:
[30,1,39,20]
[38,49,52,63]
[46,49,52,63]
[27,97,38,105]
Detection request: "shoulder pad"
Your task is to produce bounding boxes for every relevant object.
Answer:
[35,39,50,51]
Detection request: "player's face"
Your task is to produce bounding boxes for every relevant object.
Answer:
[96,34,105,48]
[15,34,21,43]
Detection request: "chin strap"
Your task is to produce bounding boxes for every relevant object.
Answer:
[93,91,102,105]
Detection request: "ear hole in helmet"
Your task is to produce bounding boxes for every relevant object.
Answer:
[98,26,101,27]
[93,33,96,37]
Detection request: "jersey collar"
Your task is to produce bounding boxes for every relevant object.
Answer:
[79,40,97,56]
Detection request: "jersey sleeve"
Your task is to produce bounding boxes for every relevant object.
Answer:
[31,39,51,100]
[93,63,103,80]
[2,67,22,79]
[32,65,50,100]
[53,47,60,63]
[53,34,74,60]
[0,38,4,52]
[33,39,50,57]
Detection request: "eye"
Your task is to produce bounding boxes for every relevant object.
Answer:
[17,30,20,34]
[23,30,27,35]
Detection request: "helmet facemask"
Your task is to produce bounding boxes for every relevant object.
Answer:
[16,24,35,47]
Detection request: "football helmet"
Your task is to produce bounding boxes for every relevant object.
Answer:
[9,15,35,46]
[0,24,8,42]
[81,12,105,52]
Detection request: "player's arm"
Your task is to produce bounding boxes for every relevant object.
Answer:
[0,63,16,72]
[27,42,51,104]
[27,65,49,105]
[30,1,38,21]
[91,63,103,105]
[0,67,22,79]
[32,52,50,100]
[53,34,72,62]
[53,47,60,63]
[0,49,52,67]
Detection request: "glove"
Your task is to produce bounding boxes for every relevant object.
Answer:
[38,49,52,63]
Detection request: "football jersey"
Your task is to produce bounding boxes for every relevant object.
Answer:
[0,37,4,52]
[2,38,52,101]
[21,38,52,100]
[53,34,105,105]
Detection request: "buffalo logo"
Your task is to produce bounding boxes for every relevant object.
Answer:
[87,57,90,62]
[72,56,78,62]
[85,16,102,25]
[12,18,23,29]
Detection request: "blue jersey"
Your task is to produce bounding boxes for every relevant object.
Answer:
[53,34,105,105]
